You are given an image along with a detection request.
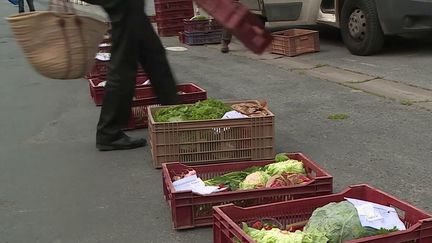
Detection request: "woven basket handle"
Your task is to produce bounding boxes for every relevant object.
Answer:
[48,0,89,79]
[48,0,76,14]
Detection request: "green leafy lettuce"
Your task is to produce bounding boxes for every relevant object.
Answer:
[154,99,232,122]
[204,166,262,191]
[275,153,289,162]
[304,201,364,243]
[242,223,328,243]
[265,160,306,176]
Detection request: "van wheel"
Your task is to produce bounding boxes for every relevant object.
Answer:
[340,0,384,56]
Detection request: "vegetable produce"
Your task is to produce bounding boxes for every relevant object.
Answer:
[239,171,270,190]
[190,15,208,21]
[251,219,282,230]
[171,169,197,181]
[265,173,311,188]
[203,166,262,191]
[154,99,232,122]
[265,160,306,176]
[242,223,328,243]
[304,201,363,242]
[240,200,400,243]
[275,153,289,162]
[204,157,310,191]
[231,101,270,117]
[358,227,398,238]
[304,201,400,242]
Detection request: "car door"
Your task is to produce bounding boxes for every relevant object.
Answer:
[241,0,262,11]
[262,0,322,25]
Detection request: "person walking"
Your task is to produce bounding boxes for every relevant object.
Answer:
[18,0,35,13]
[84,0,179,151]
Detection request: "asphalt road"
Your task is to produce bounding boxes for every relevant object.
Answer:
[1,1,432,243]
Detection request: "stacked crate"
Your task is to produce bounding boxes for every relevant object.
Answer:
[181,18,223,45]
[85,26,150,130]
[155,0,194,37]
[85,23,207,130]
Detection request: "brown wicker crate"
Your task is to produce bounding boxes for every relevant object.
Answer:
[148,100,275,168]
[271,29,320,57]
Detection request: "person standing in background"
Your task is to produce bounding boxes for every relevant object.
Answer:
[221,28,232,53]
[84,0,179,151]
[220,13,266,54]
[18,0,35,13]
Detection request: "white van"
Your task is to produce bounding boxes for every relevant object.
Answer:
[241,0,432,55]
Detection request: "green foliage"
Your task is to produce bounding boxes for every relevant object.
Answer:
[304,201,364,243]
[154,99,232,122]
[242,223,328,243]
[265,160,306,176]
[275,153,289,162]
[204,166,263,191]
[328,113,349,120]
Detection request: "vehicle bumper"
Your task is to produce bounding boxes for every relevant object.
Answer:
[376,0,432,34]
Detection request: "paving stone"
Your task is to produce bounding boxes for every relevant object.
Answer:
[347,79,432,102]
[306,66,375,84]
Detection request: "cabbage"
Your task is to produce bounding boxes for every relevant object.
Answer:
[242,223,328,243]
[275,153,289,162]
[265,160,306,176]
[239,171,270,190]
[303,201,364,243]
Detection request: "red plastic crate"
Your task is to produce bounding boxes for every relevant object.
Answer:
[213,184,432,243]
[162,153,333,229]
[126,83,207,129]
[155,0,193,12]
[154,0,190,3]
[271,29,320,57]
[156,17,186,28]
[86,60,146,79]
[178,32,185,43]
[184,30,222,45]
[156,9,194,21]
[194,0,271,54]
[149,15,156,23]
[158,26,185,37]
[86,59,109,78]
[183,19,223,32]
[88,75,150,106]
[98,43,111,53]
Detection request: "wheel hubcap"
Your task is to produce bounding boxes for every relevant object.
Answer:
[348,9,366,40]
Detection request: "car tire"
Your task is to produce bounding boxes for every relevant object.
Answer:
[340,0,384,56]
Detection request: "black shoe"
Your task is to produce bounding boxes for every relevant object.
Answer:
[221,44,229,53]
[96,134,147,151]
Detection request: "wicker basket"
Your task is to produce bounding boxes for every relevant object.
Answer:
[6,3,108,80]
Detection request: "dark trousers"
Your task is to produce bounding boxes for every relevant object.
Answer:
[18,0,35,13]
[86,0,179,143]
[222,28,232,43]
[221,13,266,44]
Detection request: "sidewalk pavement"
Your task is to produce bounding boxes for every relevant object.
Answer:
[208,42,432,112]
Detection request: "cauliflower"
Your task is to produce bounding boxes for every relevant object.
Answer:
[239,171,270,190]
